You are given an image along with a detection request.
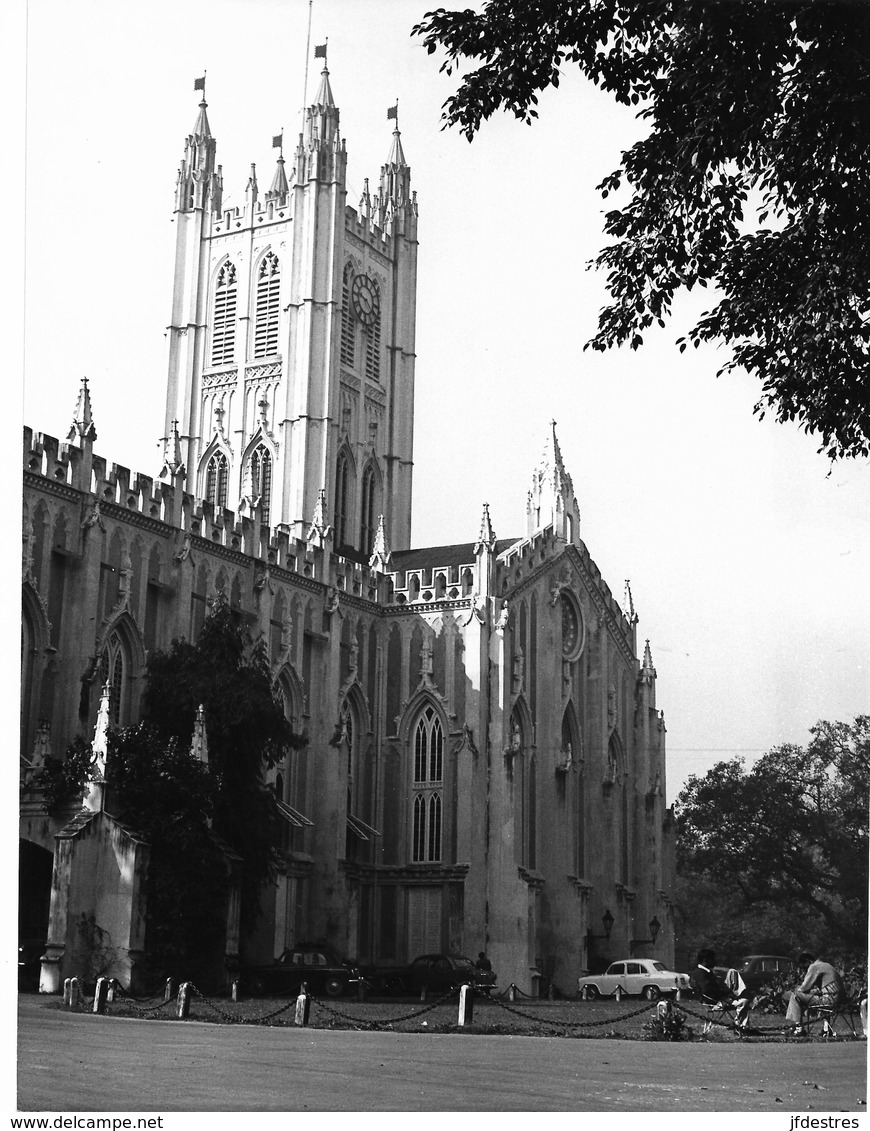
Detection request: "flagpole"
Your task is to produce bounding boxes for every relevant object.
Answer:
[302,0,313,114]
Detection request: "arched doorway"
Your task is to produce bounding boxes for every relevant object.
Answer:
[19,840,53,990]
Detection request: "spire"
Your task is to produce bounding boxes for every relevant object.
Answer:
[190,704,209,765]
[313,64,335,110]
[526,421,580,540]
[642,639,656,681]
[623,580,638,625]
[306,487,332,549]
[268,155,289,202]
[368,515,392,572]
[386,123,407,169]
[192,97,212,140]
[175,86,218,214]
[379,107,411,215]
[84,682,110,811]
[474,503,496,554]
[160,419,186,481]
[67,377,97,444]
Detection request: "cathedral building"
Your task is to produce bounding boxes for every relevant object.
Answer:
[20,64,675,995]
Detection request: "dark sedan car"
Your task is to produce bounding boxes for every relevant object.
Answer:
[737,954,798,994]
[375,953,496,996]
[246,944,360,997]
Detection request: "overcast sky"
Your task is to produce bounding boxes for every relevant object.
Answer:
[14,0,869,805]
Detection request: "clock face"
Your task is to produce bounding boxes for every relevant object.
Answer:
[351,273,380,326]
[561,592,584,660]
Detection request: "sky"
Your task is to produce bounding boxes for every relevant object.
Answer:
[13,0,869,806]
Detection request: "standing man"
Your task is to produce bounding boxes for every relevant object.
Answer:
[475,951,492,972]
[786,951,846,1034]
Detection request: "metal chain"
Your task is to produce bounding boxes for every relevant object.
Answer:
[188,985,303,1026]
[112,984,176,1017]
[312,986,460,1027]
[487,993,653,1028]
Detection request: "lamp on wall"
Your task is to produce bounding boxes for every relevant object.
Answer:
[584,908,615,954]
[630,915,661,956]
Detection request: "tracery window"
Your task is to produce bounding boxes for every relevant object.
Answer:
[360,465,376,557]
[411,705,443,863]
[211,261,237,366]
[254,253,280,357]
[334,453,350,548]
[364,285,381,382]
[340,263,355,368]
[249,444,272,522]
[99,631,126,726]
[205,452,228,508]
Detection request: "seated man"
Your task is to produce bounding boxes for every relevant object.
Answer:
[690,947,751,1028]
[786,951,846,1033]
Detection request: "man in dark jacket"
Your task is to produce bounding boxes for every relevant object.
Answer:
[690,947,751,1027]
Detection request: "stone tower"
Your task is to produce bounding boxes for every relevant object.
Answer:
[162,66,419,554]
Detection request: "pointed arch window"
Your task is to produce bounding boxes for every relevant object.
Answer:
[205,452,228,508]
[340,263,356,368]
[99,631,126,726]
[364,282,382,382]
[411,705,443,863]
[249,444,272,522]
[334,452,350,548]
[211,261,237,366]
[360,465,376,557]
[254,253,280,357]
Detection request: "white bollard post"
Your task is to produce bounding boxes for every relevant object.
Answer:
[458,984,474,1026]
[295,983,311,1027]
[861,997,868,1038]
[164,977,174,1003]
[420,985,427,1002]
[63,978,72,1007]
[68,977,80,1009]
[615,985,622,1002]
[231,979,239,1003]
[581,985,587,1001]
[177,982,191,1019]
[93,977,109,1014]
[106,979,116,1003]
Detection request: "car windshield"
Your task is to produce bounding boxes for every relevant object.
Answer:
[454,956,473,966]
[651,962,668,972]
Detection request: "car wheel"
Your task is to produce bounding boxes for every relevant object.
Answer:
[584,984,600,1000]
[642,985,661,1001]
[324,976,346,998]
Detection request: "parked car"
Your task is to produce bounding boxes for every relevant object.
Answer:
[373,953,497,996]
[736,955,798,994]
[245,943,361,997]
[577,959,690,1001]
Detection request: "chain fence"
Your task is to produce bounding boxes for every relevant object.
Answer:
[54,978,861,1042]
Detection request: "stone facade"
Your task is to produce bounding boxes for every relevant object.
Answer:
[20,65,676,995]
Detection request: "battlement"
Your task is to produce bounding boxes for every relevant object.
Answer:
[345,205,393,251]
[498,523,634,632]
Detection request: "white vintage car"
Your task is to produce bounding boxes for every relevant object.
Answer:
[577,959,690,1000]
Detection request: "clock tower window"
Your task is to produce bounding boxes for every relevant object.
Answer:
[211,262,237,367]
[340,263,356,368]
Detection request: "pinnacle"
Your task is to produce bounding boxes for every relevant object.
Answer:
[68,377,97,444]
[313,65,335,109]
[474,503,496,554]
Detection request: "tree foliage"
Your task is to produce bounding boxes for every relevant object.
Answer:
[105,724,226,982]
[41,596,306,982]
[675,717,869,952]
[413,1,870,457]
[142,595,304,931]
